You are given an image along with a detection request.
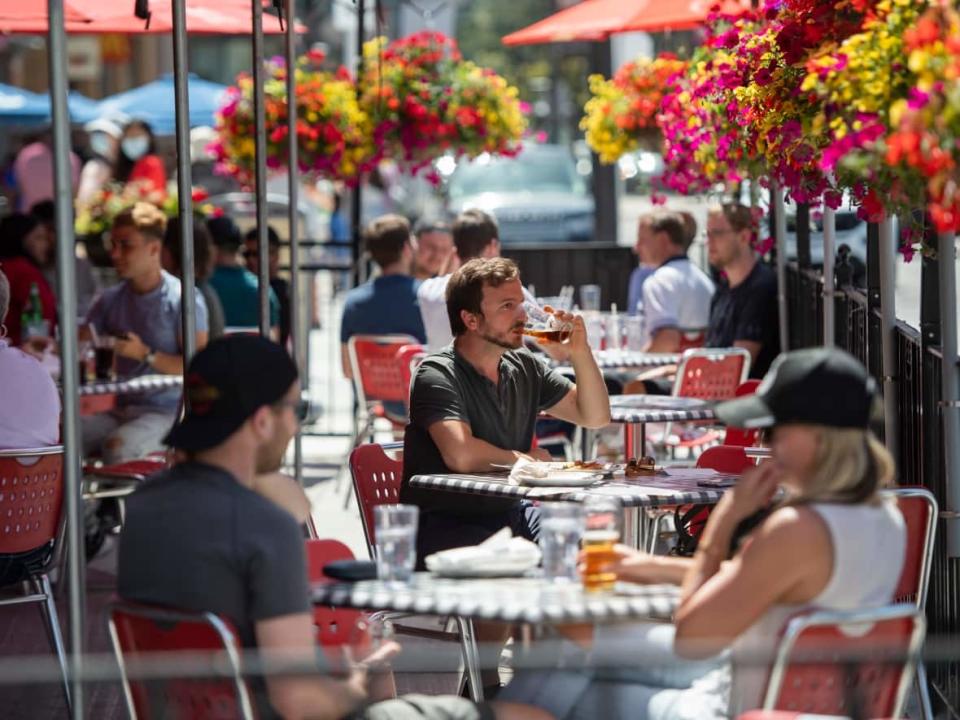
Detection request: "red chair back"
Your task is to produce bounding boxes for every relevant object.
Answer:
[396,344,427,413]
[762,604,924,719]
[723,380,763,447]
[349,444,403,555]
[886,488,937,608]
[305,539,366,650]
[108,602,255,720]
[673,348,751,401]
[348,335,420,407]
[0,448,64,556]
[696,445,753,474]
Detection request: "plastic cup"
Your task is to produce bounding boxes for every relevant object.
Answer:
[539,503,585,583]
[581,496,622,592]
[579,284,601,313]
[374,505,419,584]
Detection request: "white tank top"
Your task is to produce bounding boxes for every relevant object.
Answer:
[727,498,906,716]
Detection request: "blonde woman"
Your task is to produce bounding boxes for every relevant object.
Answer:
[501,347,906,719]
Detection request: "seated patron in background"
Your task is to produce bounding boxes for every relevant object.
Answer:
[704,203,779,377]
[0,269,59,449]
[402,257,610,563]
[339,214,426,381]
[207,215,280,334]
[411,218,455,281]
[31,199,100,319]
[82,203,208,463]
[162,215,226,341]
[118,335,548,720]
[0,213,57,346]
[244,225,291,346]
[635,211,714,352]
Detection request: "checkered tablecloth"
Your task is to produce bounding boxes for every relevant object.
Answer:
[311,575,680,624]
[409,471,728,508]
[77,375,183,397]
[608,394,717,424]
[553,351,680,374]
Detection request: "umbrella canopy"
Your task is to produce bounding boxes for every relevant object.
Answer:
[0,83,53,125]
[94,73,228,135]
[67,91,102,124]
[502,0,748,45]
[0,0,296,34]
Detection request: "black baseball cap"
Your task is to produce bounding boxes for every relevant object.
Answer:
[714,348,877,430]
[164,335,299,452]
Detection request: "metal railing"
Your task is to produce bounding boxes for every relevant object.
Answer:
[786,261,960,712]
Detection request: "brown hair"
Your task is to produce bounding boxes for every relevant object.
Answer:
[640,210,687,250]
[113,202,167,241]
[446,257,519,336]
[452,209,499,261]
[790,428,894,505]
[678,211,698,250]
[710,202,756,234]
[163,215,214,282]
[364,213,411,268]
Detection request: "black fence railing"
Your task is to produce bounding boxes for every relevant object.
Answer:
[786,262,960,713]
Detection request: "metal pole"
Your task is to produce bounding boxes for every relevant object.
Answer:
[351,0,367,288]
[286,0,304,486]
[47,0,84,715]
[772,181,789,352]
[878,214,899,465]
[938,231,960,556]
[822,202,836,347]
[172,0,196,367]
[253,0,271,336]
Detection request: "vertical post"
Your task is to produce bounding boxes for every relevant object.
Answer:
[796,202,811,268]
[589,39,617,245]
[172,0,196,367]
[877,215,899,465]
[351,0,367,288]
[772,181,789,352]
[47,0,84,715]
[822,202,836,347]
[939,231,960,556]
[286,0,304,486]
[253,0,271,336]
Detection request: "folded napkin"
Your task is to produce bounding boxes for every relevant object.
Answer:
[508,457,554,484]
[425,527,541,574]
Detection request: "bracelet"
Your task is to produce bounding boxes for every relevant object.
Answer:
[144,348,157,367]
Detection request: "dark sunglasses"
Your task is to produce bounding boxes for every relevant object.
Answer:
[275,397,310,422]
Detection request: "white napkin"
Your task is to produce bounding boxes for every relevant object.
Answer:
[425,527,541,574]
[508,457,554,484]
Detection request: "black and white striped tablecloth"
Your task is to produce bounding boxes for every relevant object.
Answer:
[77,375,183,397]
[409,473,727,508]
[608,395,717,424]
[312,576,679,623]
[553,351,680,373]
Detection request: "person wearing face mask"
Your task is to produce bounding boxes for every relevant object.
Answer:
[115,119,166,197]
[78,118,122,205]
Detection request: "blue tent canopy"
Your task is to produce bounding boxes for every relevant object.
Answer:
[95,73,228,135]
[0,84,53,126]
[67,91,102,125]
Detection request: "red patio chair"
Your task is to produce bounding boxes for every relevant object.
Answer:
[761,604,924,718]
[349,443,404,557]
[396,343,427,415]
[0,446,70,711]
[723,379,763,447]
[108,601,255,720]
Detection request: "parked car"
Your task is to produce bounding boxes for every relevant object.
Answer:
[444,144,595,244]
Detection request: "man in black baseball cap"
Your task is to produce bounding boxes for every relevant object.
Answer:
[715,347,877,430]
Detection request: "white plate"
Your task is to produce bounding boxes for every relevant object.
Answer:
[516,471,603,487]
[426,559,537,578]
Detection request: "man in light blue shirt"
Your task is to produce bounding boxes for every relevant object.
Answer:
[82,203,209,463]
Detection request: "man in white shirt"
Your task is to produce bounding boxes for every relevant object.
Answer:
[636,211,715,352]
[418,209,502,350]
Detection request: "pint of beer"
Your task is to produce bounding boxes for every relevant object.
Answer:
[581,496,622,592]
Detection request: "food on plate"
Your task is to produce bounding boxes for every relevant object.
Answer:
[625,456,657,477]
[562,459,605,470]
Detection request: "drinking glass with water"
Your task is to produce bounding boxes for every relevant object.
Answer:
[374,505,419,584]
[539,502,585,583]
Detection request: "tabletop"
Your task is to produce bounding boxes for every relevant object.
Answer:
[608,394,718,424]
[409,470,729,508]
[312,575,680,624]
[553,350,680,373]
[77,374,183,397]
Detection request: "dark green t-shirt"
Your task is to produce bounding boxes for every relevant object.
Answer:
[401,345,573,515]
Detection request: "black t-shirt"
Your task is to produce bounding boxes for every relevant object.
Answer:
[117,462,314,719]
[705,261,779,378]
[401,346,573,516]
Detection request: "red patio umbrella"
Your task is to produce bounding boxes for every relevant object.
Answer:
[502,0,749,45]
[0,0,297,34]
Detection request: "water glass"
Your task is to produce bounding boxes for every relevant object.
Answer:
[625,316,645,352]
[539,503,585,583]
[585,314,604,351]
[579,284,601,313]
[374,505,419,584]
[581,496,622,592]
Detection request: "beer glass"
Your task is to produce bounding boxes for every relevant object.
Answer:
[581,496,622,592]
[522,300,573,344]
